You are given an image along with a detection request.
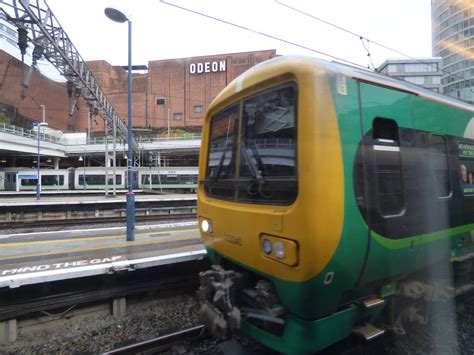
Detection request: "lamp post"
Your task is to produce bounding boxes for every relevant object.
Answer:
[35,122,48,200]
[78,147,86,191]
[105,7,135,241]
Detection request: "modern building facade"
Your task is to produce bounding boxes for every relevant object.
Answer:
[432,0,474,103]
[377,58,443,92]
[0,15,18,49]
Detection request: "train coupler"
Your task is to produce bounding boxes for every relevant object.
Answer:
[197,265,243,337]
[199,301,241,338]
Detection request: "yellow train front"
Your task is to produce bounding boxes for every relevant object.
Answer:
[197,56,474,353]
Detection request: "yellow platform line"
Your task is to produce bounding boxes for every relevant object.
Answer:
[0,235,202,261]
[0,228,199,247]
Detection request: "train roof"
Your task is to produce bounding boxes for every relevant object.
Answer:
[227,55,474,113]
[323,58,474,113]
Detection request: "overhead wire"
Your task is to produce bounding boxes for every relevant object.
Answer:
[159,0,367,69]
[360,37,376,71]
[274,0,474,94]
[161,0,469,91]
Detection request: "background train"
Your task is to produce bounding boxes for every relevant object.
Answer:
[197,55,474,354]
[0,166,197,191]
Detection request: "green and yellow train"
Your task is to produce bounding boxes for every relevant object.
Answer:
[197,55,474,354]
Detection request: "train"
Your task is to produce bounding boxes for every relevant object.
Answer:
[0,166,197,191]
[196,55,474,354]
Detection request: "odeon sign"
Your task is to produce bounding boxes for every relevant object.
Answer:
[189,60,226,74]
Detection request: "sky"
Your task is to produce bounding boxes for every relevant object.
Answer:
[41,0,432,72]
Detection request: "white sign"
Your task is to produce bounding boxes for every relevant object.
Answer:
[0,256,123,276]
[189,60,226,74]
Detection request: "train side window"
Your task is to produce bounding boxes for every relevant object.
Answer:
[429,134,451,198]
[372,118,405,216]
[373,117,399,143]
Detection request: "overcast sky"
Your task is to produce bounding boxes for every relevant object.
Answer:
[43,0,432,70]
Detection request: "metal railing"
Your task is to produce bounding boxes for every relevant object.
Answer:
[136,133,201,143]
[0,123,62,144]
[0,123,201,146]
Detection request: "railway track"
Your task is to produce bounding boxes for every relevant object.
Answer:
[0,261,207,322]
[0,195,197,226]
[0,210,197,229]
[103,324,208,355]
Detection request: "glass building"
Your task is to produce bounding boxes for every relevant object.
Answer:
[0,13,19,50]
[377,58,443,92]
[432,0,474,103]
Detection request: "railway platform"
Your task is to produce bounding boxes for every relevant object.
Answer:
[0,193,197,225]
[0,221,205,289]
[0,192,196,207]
[0,189,144,198]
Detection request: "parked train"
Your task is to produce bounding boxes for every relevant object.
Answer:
[0,166,197,191]
[197,55,474,354]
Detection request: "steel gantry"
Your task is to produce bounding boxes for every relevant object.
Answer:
[0,0,138,153]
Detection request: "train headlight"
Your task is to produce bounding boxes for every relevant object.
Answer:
[262,239,273,254]
[273,241,285,259]
[200,219,213,234]
[260,234,298,266]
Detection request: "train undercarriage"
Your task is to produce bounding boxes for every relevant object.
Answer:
[197,256,474,353]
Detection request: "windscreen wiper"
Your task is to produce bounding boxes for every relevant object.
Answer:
[240,143,273,197]
[249,141,267,178]
[210,142,231,182]
[240,143,266,185]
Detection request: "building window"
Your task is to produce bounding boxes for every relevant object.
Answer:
[193,105,204,113]
[233,57,249,65]
[6,27,16,37]
[173,113,183,120]
[155,98,165,105]
[388,64,398,73]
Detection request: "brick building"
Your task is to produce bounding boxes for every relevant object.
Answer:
[0,49,276,134]
[86,49,277,133]
[0,49,89,131]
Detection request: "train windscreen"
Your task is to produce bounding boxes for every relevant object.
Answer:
[205,83,297,205]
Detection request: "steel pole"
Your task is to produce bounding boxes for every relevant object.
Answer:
[36,125,40,200]
[83,147,86,191]
[126,19,135,241]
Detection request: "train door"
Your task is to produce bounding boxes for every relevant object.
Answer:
[132,170,139,189]
[355,81,416,284]
[0,171,4,191]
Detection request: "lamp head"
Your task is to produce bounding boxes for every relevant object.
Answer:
[105,7,128,23]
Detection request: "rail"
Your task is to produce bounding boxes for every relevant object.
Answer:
[103,324,208,355]
[0,197,197,226]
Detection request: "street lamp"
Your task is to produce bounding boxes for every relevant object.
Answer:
[105,6,135,241]
[35,122,48,200]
